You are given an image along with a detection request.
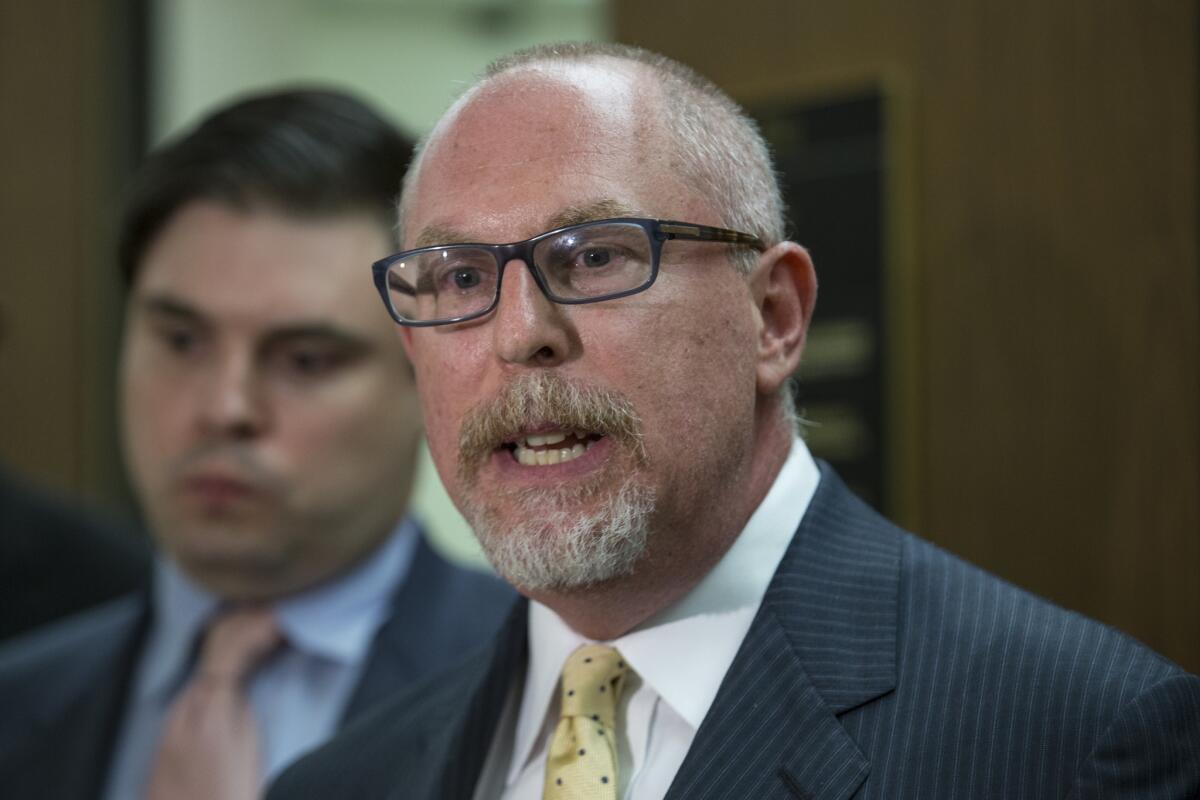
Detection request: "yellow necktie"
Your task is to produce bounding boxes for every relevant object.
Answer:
[147,607,282,800]
[543,644,629,800]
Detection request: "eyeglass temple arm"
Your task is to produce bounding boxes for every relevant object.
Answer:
[657,221,766,251]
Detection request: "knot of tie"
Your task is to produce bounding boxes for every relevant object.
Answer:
[194,606,283,686]
[559,644,628,726]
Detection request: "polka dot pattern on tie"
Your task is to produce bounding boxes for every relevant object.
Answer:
[543,644,629,800]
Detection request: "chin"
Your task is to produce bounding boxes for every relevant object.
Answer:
[174,533,288,585]
[467,475,656,592]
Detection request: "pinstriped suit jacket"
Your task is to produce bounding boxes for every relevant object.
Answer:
[267,464,1200,799]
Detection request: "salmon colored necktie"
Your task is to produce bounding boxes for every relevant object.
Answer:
[146,607,281,800]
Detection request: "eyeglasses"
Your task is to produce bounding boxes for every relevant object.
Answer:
[371,217,765,327]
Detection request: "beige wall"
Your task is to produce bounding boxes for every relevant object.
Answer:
[153,0,610,139]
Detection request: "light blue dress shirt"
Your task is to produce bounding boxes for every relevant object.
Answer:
[104,517,419,799]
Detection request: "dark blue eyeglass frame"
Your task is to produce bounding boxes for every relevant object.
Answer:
[371,217,766,327]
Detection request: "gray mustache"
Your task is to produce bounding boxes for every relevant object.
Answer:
[456,372,646,484]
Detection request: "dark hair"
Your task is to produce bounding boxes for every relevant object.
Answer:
[118,87,412,285]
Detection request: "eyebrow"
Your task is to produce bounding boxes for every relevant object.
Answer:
[411,198,644,250]
[261,325,372,354]
[136,293,373,351]
[413,224,473,249]
[137,295,205,324]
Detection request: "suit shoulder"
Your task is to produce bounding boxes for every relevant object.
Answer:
[0,594,141,686]
[889,539,1200,793]
[895,531,1192,724]
[802,479,1200,791]
[0,595,141,751]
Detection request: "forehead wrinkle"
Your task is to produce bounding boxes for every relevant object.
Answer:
[414,198,647,251]
[545,199,643,230]
[420,143,629,202]
[409,72,675,250]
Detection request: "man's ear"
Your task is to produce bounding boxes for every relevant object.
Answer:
[749,242,817,394]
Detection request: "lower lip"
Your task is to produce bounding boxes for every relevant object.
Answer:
[488,436,615,484]
[181,477,259,505]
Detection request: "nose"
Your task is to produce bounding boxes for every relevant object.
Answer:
[491,259,575,368]
[196,348,266,440]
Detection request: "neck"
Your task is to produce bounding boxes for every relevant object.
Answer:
[526,404,794,640]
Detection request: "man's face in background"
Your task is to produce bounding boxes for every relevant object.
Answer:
[120,200,423,600]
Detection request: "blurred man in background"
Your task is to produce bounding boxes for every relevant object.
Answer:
[270,43,1199,799]
[0,88,513,799]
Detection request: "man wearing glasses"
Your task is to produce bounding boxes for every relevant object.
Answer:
[271,44,1199,798]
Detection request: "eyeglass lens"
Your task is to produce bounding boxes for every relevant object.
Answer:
[384,221,654,323]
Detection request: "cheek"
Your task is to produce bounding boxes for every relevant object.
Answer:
[417,391,470,500]
[411,342,478,465]
[120,360,189,468]
[617,301,758,443]
[273,402,403,512]
[281,379,408,462]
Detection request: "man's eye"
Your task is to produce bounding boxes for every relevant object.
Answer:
[285,349,341,376]
[452,268,482,289]
[158,327,198,354]
[435,264,489,293]
[577,248,613,268]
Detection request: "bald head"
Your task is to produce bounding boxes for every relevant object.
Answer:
[399,43,785,271]
[406,60,707,255]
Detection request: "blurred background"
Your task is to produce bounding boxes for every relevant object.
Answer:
[0,0,1196,671]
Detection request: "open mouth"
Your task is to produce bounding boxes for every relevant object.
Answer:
[503,429,604,466]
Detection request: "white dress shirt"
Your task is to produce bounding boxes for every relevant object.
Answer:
[475,438,820,799]
[104,517,419,800]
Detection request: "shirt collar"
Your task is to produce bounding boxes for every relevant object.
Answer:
[138,557,218,703]
[509,438,820,785]
[136,515,420,703]
[275,515,419,662]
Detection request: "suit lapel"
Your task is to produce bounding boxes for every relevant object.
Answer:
[19,595,149,798]
[342,534,455,721]
[666,464,899,800]
[426,598,530,800]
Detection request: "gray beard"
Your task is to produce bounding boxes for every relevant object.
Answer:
[464,476,655,592]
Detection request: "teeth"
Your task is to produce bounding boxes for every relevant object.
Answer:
[526,431,567,447]
[512,438,594,467]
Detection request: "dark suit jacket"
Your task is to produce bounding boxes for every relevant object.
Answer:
[0,531,516,799]
[0,466,150,642]
[267,465,1200,799]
